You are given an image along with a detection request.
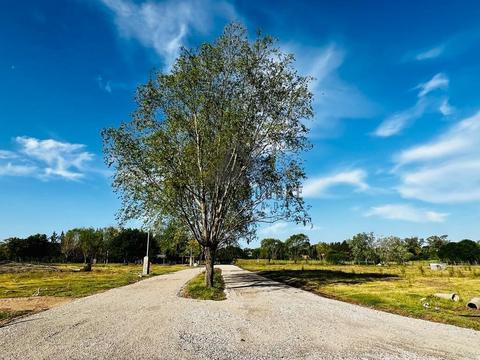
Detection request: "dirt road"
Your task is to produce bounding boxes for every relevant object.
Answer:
[1,265,479,359]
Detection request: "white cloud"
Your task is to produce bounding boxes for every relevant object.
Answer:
[0,150,17,159]
[407,29,480,62]
[439,99,454,116]
[394,111,480,203]
[398,160,480,203]
[365,203,448,223]
[374,99,427,137]
[303,169,368,198]
[258,222,289,236]
[396,111,480,165]
[258,221,322,238]
[416,73,449,98]
[0,162,36,176]
[100,0,236,69]
[415,45,445,61]
[96,75,112,93]
[0,137,95,180]
[373,73,450,137]
[16,137,94,180]
[296,45,377,130]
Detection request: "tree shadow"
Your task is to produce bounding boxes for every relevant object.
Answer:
[224,270,293,293]
[0,315,41,328]
[459,314,480,318]
[257,269,398,288]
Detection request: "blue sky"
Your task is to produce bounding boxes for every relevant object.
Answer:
[1,0,480,245]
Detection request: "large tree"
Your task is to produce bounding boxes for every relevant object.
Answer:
[102,23,313,287]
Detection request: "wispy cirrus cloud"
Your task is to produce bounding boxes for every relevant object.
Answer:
[393,111,480,203]
[96,75,112,93]
[416,73,449,97]
[0,150,17,159]
[101,2,375,135]
[0,162,37,177]
[373,73,451,137]
[292,44,377,132]
[414,44,445,61]
[406,28,480,62]
[439,99,454,116]
[99,0,236,70]
[302,169,369,198]
[365,203,448,223]
[258,221,322,239]
[0,137,95,181]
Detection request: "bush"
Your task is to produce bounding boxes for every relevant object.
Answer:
[325,250,348,264]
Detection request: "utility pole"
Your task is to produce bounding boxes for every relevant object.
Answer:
[143,230,150,276]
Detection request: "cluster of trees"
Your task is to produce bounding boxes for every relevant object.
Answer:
[0,225,197,267]
[253,233,480,264]
[0,228,153,267]
[2,229,480,266]
[0,223,250,268]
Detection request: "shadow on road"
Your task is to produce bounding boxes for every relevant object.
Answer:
[224,270,292,292]
[0,316,41,329]
[257,269,398,287]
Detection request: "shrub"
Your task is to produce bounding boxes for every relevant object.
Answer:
[325,250,348,264]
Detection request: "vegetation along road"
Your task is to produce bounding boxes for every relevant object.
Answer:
[1,265,479,360]
[0,262,186,325]
[237,260,480,330]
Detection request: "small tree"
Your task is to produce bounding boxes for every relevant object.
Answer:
[349,232,375,264]
[404,236,425,260]
[76,228,102,271]
[426,235,449,259]
[376,236,411,264]
[260,238,284,261]
[285,234,310,263]
[316,242,330,261]
[102,227,120,264]
[185,239,201,266]
[102,23,313,287]
[62,230,78,262]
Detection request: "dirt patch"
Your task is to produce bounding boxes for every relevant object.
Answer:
[0,296,73,312]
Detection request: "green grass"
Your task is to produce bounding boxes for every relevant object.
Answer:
[236,259,480,330]
[0,310,31,323]
[182,268,226,301]
[0,263,186,298]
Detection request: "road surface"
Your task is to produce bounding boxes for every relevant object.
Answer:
[1,265,479,359]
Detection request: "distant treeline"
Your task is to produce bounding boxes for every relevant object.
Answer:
[0,223,246,265]
[2,229,479,265]
[247,233,480,264]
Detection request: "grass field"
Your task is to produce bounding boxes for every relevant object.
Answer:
[181,268,226,301]
[0,262,186,325]
[236,259,480,330]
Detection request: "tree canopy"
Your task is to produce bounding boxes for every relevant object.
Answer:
[102,23,313,286]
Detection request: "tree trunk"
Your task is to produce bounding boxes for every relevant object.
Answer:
[204,246,216,288]
[83,255,92,272]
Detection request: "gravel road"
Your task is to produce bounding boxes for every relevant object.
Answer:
[1,265,479,360]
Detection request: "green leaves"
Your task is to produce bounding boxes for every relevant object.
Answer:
[102,23,313,248]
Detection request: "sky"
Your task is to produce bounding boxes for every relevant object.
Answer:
[1,0,480,245]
